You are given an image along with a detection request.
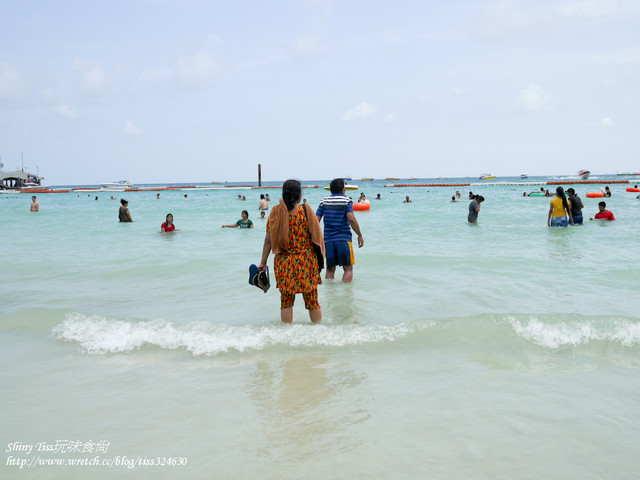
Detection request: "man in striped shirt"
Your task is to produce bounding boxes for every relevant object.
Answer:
[316,178,364,283]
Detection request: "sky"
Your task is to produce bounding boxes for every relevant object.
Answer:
[1,0,639,185]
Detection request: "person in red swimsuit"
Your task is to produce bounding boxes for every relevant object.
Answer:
[161,213,179,232]
[590,202,615,221]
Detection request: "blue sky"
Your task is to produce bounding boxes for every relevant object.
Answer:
[1,0,639,184]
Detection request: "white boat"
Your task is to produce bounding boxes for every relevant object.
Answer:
[578,170,590,180]
[101,180,132,189]
[521,173,529,179]
[323,184,359,191]
[0,154,45,190]
[1,169,44,190]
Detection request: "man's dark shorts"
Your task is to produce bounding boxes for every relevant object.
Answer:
[325,240,354,269]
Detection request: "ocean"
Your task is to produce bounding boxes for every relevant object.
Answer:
[2,175,639,479]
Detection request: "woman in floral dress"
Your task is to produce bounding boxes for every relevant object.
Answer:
[258,179,325,323]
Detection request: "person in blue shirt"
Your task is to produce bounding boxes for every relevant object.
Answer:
[316,178,364,283]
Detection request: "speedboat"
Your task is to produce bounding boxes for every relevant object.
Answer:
[521,173,529,179]
[101,180,132,189]
[578,170,590,180]
[479,174,495,180]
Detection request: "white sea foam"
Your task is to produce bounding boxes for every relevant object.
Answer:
[51,312,419,355]
[508,316,640,348]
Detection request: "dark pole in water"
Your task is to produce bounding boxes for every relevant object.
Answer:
[258,163,262,187]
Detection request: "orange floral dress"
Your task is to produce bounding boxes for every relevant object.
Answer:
[267,206,321,294]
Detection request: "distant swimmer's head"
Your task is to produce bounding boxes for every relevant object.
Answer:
[241,210,249,220]
[260,211,265,218]
[282,179,302,210]
[120,199,128,206]
[260,194,265,199]
[166,213,173,222]
[330,178,345,194]
[598,201,606,211]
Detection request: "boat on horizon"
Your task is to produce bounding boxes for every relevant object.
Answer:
[101,180,132,190]
[1,156,44,190]
[479,173,496,180]
[385,177,399,181]
[521,173,529,179]
[578,170,590,180]
[360,177,374,181]
[324,183,359,191]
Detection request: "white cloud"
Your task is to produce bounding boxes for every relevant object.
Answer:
[601,117,613,127]
[591,46,640,65]
[55,104,74,118]
[472,0,555,39]
[122,120,143,136]
[72,60,122,96]
[341,102,376,121]
[450,86,471,95]
[0,63,24,101]
[474,0,640,40]
[207,34,224,46]
[556,0,640,18]
[175,51,221,90]
[291,35,325,56]
[516,84,554,112]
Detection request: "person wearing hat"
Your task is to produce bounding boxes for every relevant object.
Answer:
[118,199,133,222]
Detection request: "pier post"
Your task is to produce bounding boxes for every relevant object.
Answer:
[258,164,262,187]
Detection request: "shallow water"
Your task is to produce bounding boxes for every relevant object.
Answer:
[2,176,639,479]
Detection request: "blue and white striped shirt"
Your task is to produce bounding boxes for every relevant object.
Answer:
[316,193,354,242]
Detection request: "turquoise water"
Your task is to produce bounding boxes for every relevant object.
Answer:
[2,176,639,479]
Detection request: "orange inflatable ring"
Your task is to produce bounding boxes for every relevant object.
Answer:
[586,192,604,198]
[353,201,370,211]
[626,187,640,192]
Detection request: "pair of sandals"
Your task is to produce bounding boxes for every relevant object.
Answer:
[249,264,270,293]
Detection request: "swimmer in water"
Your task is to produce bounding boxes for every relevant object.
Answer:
[161,213,180,232]
[222,210,254,228]
[119,199,133,222]
[590,201,615,221]
[468,195,484,223]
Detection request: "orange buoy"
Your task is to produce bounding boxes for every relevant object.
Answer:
[586,192,604,198]
[353,201,370,211]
